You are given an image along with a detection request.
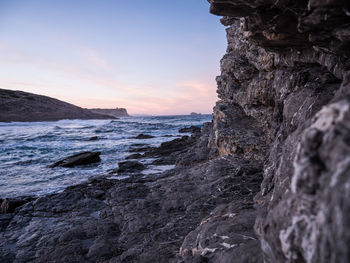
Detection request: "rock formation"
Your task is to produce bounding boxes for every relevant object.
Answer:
[89,108,129,118]
[207,0,350,262]
[0,89,113,122]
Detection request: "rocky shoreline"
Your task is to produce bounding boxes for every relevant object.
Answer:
[1,124,263,262]
[1,0,350,262]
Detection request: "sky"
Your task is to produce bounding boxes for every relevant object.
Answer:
[0,0,226,115]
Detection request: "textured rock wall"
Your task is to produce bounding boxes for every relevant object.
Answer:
[208,0,350,262]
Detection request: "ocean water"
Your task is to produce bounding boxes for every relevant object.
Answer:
[0,115,211,198]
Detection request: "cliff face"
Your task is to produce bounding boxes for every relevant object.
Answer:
[89,108,129,118]
[0,89,113,122]
[208,0,350,262]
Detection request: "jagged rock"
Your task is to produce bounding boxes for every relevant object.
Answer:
[49,152,101,168]
[117,161,146,173]
[207,1,350,262]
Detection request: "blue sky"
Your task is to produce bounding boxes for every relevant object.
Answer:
[0,0,226,115]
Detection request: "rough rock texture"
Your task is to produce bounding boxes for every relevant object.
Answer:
[208,0,350,262]
[0,128,263,263]
[117,161,146,173]
[0,89,114,122]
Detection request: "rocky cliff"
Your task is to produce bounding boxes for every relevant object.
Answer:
[0,89,113,122]
[207,0,350,262]
[89,108,129,118]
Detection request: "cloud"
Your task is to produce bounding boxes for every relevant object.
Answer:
[0,46,218,115]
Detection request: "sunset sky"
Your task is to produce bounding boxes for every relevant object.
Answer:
[0,0,226,115]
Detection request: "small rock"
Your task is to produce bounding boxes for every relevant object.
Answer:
[89,136,99,141]
[179,126,201,133]
[134,134,155,139]
[129,146,153,153]
[49,152,101,168]
[125,153,143,159]
[117,161,146,173]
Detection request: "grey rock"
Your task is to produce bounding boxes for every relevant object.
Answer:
[125,153,143,160]
[133,134,155,139]
[117,161,146,173]
[178,125,201,134]
[208,0,350,262]
[49,152,101,168]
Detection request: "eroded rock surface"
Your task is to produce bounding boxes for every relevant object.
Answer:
[208,0,350,262]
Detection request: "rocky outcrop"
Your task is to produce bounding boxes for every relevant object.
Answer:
[207,0,350,262]
[0,89,114,122]
[89,108,129,118]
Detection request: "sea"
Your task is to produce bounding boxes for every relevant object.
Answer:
[0,115,212,198]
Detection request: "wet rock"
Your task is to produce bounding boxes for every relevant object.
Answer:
[89,136,99,141]
[125,153,143,160]
[0,197,34,214]
[179,125,201,134]
[49,152,101,168]
[134,134,155,139]
[128,146,153,153]
[142,135,197,165]
[117,161,146,173]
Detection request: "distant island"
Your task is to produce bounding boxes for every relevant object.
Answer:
[190,112,202,116]
[0,88,124,122]
[89,108,129,118]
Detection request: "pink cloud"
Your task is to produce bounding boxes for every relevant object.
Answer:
[0,47,218,115]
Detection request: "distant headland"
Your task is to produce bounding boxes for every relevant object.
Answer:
[89,108,129,118]
[0,88,127,122]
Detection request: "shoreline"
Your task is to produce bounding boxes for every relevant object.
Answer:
[0,123,263,262]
